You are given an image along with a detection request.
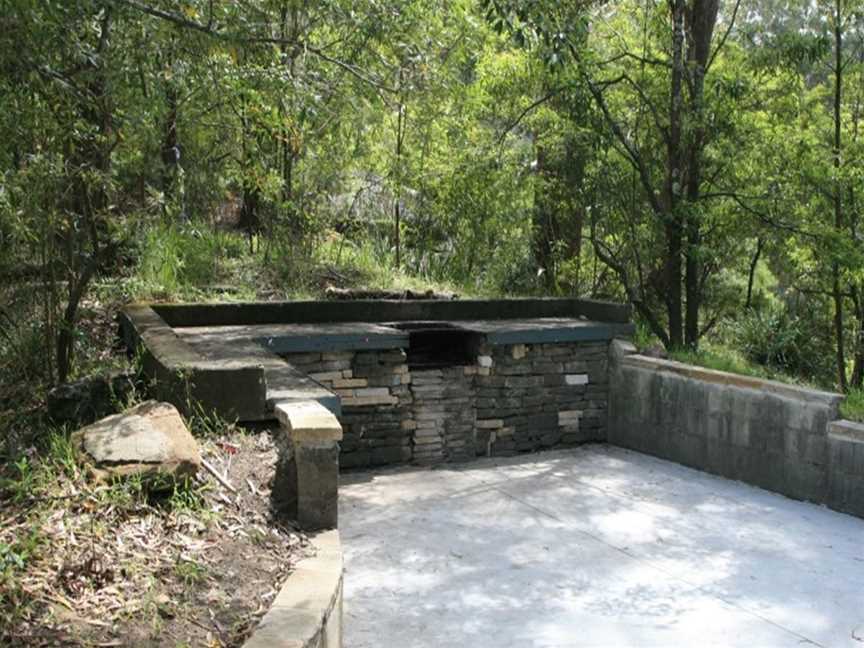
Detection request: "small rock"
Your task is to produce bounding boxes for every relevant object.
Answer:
[72,401,201,481]
[48,371,138,427]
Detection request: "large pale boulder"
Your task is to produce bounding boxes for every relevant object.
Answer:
[73,401,200,480]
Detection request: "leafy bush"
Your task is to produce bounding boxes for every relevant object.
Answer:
[670,345,776,381]
[732,305,834,384]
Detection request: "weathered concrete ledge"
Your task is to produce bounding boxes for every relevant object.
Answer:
[609,341,864,519]
[244,530,343,648]
[120,304,267,421]
[153,297,632,327]
[273,400,342,529]
[120,304,338,421]
[621,353,842,406]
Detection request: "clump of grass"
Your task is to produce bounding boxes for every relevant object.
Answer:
[315,231,468,296]
[173,558,207,586]
[670,345,768,378]
[840,387,864,423]
[133,223,252,300]
[668,342,813,388]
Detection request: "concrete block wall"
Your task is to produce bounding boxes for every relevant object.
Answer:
[827,420,864,517]
[608,341,864,518]
[280,341,611,470]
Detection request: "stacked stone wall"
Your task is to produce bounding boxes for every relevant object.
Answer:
[281,350,413,469]
[474,341,609,457]
[410,367,475,464]
[281,340,611,470]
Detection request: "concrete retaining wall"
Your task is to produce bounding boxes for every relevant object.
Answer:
[827,419,864,517]
[244,530,343,648]
[609,341,864,518]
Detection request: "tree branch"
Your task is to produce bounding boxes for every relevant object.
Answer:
[497,88,564,144]
[706,0,741,73]
[110,0,397,93]
[583,71,664,215]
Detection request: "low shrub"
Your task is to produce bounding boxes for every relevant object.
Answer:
[731,305,834,385]
[841,387,864,423]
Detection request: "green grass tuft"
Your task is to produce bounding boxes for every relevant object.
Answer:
[668,343,814,388]
[840,387,864,423]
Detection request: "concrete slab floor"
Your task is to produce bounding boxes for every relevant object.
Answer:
[339,445,864,648]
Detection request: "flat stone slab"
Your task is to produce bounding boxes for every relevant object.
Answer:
[340,445,864,647]
[452,317,634,345]
[74,401,200,479]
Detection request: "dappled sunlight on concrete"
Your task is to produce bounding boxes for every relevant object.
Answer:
[340,446,864,647]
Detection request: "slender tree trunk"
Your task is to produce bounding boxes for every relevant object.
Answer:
[533,141,556,291]
[664,0,687,348]
[745,238,764,309]
[279,1,299,226]
[564,138,585,294]
[161,80,180,217]
[58,8,114,383]
[851,285,864,388]
[393,70,406,269]
[832,0,848,392]
[683,0,719,348]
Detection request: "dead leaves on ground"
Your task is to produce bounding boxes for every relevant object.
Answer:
[1,429,310,647]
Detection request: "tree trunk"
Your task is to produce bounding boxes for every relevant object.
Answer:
[851,284,864,388]
[58,7,114,383]
[533,142,557,291]
[683,0,719,348]
[745,238,764,309]
[664,0,687,348]
[393,70,406,269]
[161,79,181,218]
[279,1,299,229]
[832,0,848,392]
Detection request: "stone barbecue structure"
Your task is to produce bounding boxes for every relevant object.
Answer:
[121,298,632,470]
[121,297,864,528]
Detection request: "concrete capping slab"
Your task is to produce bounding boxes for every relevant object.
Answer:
[244,530,343,648]
[121,304,341,422]
[484,322,635,345]
[254,332,408,353]
[828,419,864,443]
[276,401,343,444]
[152,297,632,327]
[622,354,843,408]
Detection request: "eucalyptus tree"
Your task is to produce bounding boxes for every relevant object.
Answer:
[0,0,133,381]
[740,0,864,389]
[485,0,747,349]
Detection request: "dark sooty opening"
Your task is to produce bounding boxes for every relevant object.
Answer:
[392,322,474,369]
